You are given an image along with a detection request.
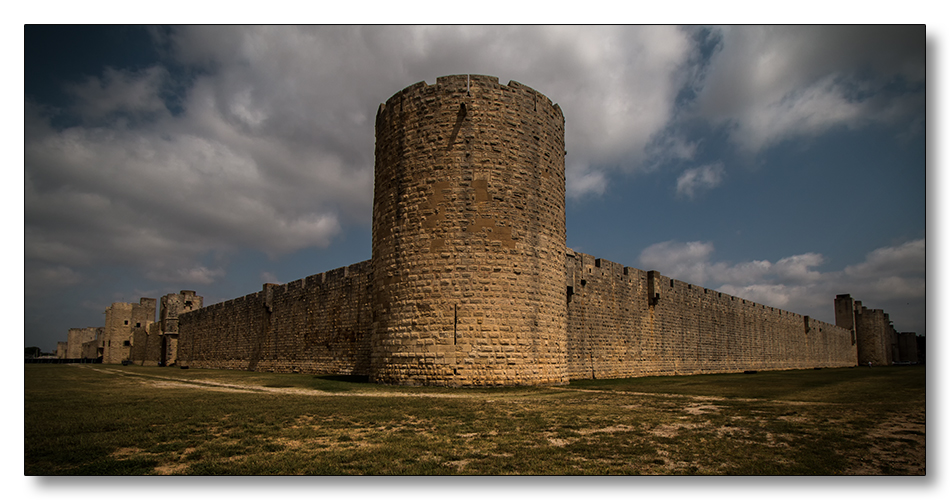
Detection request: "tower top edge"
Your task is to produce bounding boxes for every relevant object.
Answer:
[379,74,560,115]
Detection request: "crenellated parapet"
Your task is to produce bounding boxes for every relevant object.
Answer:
[70,74,919,382]
[566,250,857,379]
[178,261,373,374]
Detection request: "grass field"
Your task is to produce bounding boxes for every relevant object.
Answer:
[24,364,925,475]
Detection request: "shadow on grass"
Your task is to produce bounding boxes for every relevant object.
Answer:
[313,374,371,384]
[313,375,375,385]
[567,365,925,404]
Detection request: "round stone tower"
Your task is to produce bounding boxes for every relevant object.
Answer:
[371,75,567,386]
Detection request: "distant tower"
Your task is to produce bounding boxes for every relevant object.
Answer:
[371,75,567,386]
[834,294,857,348]
[854,302,892,366]
[160,290,203,365]
[66,327,98,359]
[102,298,156,364]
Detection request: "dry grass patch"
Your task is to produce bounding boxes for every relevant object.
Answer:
[25,364,925,475]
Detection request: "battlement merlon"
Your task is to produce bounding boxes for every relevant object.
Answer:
[568,249,850,327]
[377,74,563,123]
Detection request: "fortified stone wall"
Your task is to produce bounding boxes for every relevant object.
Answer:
[178,261,373,374]
[66,327,99,359]
[371,75,567,386]
[130,323,162,366]
[176,248,862,382]
[161,291,202,335]
[130,326,153,365]
[56,342,67,359]
[566,250,857,379]
[131,291,206,366]
[81,329,104,360]
[854,303,896,366]
[898,332,919,363]
[161,291,202,365]
[102,298,156,364]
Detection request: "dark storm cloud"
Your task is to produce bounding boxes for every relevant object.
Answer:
[25,25,700,295]
[693,26,925,153]
[23,25,925,340]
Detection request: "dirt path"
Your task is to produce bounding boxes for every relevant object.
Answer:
[76,366,470,398]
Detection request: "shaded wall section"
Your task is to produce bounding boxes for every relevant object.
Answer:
[178,261,373,375]
[854,302,897,366]
[66,327,99,359]
[566,250,858,379]
[898,332,919,363]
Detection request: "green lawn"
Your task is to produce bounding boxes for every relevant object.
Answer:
[24,364,925,475]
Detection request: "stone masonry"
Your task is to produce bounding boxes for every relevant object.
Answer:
[178,264,372,374]
[371,75,567,386]
[81,331,104,360]
[130,291,204,366]
[567,252,856,379]
[65,327,100,359]
[58,292,205,364]
[61,75,918,384]
[102,298,156,365]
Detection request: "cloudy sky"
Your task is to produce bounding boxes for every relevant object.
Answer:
[23,25,926,352]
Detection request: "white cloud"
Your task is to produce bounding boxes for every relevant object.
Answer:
[146,266,227,285]
[843,239,925,278]
[717,283,812,311]
[639,240,718,284]
[645,131,700,169]
[638,239,925,334]
[566,164,607,198]
[675,162,724,199]
[772,253,825,282]
[695,26,924,153]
